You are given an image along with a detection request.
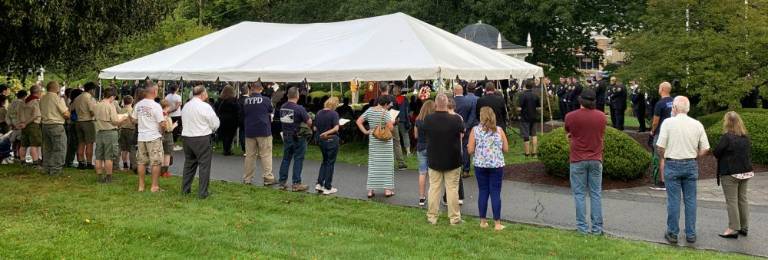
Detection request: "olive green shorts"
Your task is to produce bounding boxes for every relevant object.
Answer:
[75,121,96,144]
[119,128,137,151]
[95,130,119,161]
[21,124,42,147]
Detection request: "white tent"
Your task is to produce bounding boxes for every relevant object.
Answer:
[99,12,543,82]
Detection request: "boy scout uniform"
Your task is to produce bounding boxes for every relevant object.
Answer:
[40,92,69,173]
[7,99,24,141]
[73,92,97,144]
[18,98,42,147]
[94,101,120,162]
[119,105,137,170]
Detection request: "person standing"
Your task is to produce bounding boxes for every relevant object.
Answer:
[164,84,183,151]
[17,85,42,167]
[712,111,753,239]
[413,100,435,206]
[467,107,509,230]
[650,82,675,191]
[518,80,540,157]
[73,82,98,169]
[453,84,477,178]
[476,82,508,131]
[237,84,250,155]
[656,96,709,244]
[567,77,583,113]
[0,95,7,134]
[564,89,606,235]
[64,89,82,168]
[424,94,465,225]
[159,100,175,177]
[131,84,166,192]
[214,85,240,156]
[556,77,569,119]
[39,81,70,175]
[242,82,275,186]
[314,97,341,195]
[181,85,220,199]
[629,81,647,132]
[93,88,123,183]
[356,96,396,198]
[393,84,411,156]
[278,86,312,192]
[118,95,136,171]
[594,73,608,113]
[608,77,627,130]
[381,84,407,170]
[7,90,26,162]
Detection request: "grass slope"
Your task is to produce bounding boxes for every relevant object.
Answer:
[0,165,748,259]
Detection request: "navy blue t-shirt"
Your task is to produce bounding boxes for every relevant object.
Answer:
[653,96,674,135]
[243,93,273,138]
[314,109,339,136]
[279,101,309,136]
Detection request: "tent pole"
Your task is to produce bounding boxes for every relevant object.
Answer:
[540,76,545,134]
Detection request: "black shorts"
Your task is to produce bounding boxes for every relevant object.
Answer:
[520,121,537,141]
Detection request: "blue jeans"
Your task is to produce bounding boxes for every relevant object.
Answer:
[664,159,698,239]
[317,136,339,189]
[569,160,603,234]
[278,136,307,184]
[476,167,503,220]
[461,129,471,173]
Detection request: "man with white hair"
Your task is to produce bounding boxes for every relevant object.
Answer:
[656,96,709,244]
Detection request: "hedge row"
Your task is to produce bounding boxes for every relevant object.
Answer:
[539,127,651,180]
[705,109,768,164]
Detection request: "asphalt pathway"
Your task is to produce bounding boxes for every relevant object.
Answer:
[170,150,768,257]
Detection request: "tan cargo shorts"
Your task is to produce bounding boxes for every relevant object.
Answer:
[137,138,163,166]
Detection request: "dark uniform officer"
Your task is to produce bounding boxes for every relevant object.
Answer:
[607,77,627,130]
[629,81,647,132]
[556,77,568,119]
[595,75,608,113]
[567,78,583,113]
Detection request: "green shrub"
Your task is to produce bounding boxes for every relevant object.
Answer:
[705,110,768,164]
[697,108,767,129]
[538,127,651,180]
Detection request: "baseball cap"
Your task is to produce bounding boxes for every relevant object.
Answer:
[580,89,596,101]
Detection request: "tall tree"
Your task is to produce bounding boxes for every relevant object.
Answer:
[616,0,768,112]
[0,0,174,79]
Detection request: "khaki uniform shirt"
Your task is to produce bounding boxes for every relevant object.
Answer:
[73,92,97,121]
[40,92,69,125]
[119,106,136,129]
[6,99,24,126]
[18,98,41,124]
[94,101,120,131]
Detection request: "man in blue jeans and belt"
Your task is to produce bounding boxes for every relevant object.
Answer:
[564,89,606,235]
[278,86,312,192]
[656,96,709,244]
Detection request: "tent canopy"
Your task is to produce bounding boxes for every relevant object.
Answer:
[99,12,543,82]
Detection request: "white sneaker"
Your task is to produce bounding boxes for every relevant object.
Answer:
[315,184,324,193]
[173,145,183,151]
[322,187,338,195]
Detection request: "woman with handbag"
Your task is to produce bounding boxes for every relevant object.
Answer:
[713,111,753,239]
[356,96,395,198]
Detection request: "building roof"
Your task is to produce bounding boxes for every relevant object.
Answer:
[457,21,527,50]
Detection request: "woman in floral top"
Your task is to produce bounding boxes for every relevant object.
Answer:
[467,107,509,231]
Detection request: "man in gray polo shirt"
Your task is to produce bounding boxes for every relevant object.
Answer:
[656,96,709,244]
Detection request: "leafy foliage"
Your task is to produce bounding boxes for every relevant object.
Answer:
[616,0,768,113]
[705,109,768,164]
[539,127,651,180]
[0,0,174,78]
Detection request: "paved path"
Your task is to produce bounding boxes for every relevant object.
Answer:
[170,151,768,257]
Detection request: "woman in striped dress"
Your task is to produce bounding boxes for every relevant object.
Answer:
[356,96,395,198]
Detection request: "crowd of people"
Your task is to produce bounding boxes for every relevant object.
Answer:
[0,76,755,239]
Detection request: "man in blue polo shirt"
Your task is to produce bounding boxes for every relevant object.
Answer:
[242,82,274,186]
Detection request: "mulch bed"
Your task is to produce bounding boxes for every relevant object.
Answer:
[503,127,767,190]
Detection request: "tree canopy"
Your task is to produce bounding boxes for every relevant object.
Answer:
[616,0,768,112]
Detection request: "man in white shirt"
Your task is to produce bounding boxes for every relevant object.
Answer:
[131,84,166,192]
[164,85,183,151]
[181,85,220,199]
[656,96,710,245]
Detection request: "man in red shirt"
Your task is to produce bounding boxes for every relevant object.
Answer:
[564,89,606,235]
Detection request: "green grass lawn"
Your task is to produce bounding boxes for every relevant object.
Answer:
[0,165,748,259]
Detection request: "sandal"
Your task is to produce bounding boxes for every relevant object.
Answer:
[367,190,375,199]
[384,190,395,197]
